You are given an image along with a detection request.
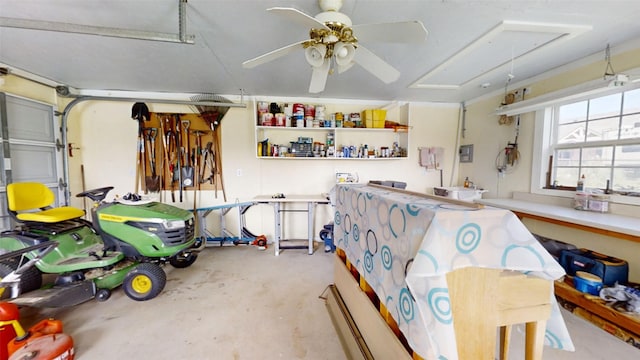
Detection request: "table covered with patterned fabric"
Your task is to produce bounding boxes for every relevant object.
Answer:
[333,184,574,359]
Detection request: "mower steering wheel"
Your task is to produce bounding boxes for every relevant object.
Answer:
[76,186,114,202]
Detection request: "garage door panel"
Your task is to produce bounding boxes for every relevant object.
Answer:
[6,96,55,143]
[10,143,57,184]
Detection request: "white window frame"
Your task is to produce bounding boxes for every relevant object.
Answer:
[532,83,640,206]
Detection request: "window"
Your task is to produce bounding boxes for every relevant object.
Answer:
[550,88,640,193]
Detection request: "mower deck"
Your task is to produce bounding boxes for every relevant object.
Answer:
[10,280,96,308]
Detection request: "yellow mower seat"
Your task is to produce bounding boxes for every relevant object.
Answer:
[7,182,84,223]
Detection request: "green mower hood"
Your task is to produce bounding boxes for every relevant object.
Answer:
[96,202,196,258]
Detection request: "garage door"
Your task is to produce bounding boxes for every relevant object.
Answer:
[0,93,64,230]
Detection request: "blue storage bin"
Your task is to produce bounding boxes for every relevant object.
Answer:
[574,271,603,295]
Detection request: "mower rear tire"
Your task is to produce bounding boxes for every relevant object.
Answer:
[169,252,198,268]
[0,260,43,299]
[123,263,166,301]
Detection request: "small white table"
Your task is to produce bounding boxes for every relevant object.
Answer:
[254,194,330,256]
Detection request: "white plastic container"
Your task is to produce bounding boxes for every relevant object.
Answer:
[573,192,589,210]
[433,186,486,202]
[588,194,610,213]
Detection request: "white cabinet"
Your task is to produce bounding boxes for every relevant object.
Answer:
[254,99,409,160]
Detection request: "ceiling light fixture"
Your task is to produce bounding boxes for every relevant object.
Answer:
[302,22,358,76]
[305,44,327,67]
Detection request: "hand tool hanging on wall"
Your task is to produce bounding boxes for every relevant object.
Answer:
[132,102,150,194]
[199,141,212,184]
[159,114,176,202]
[174,114,183,202]
[144,128,160,192]
[193,130,206,189]
[212,128,227,201]
[192,130,205,212]
[180,119,194,188]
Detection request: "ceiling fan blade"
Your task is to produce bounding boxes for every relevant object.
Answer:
[309,59,330,93]
[337,62,355,74]
[242,40,306,69]
[352,21,428,43]
[267,7,330,31]
[353,45,400,84]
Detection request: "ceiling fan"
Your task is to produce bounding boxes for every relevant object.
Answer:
[242,0,428,93]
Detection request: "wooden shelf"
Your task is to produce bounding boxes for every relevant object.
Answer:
[555,278,640,348]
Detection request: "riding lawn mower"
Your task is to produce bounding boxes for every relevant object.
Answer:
[0,182,201,307]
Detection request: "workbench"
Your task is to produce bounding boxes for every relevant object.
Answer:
[254,194,330,256]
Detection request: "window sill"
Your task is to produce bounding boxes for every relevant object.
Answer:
[531,188,640,211]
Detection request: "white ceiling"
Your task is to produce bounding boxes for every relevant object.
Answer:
[2,0,640,103]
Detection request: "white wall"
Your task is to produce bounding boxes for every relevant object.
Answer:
[63,97,461,242]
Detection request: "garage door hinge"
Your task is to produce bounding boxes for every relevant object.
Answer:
[55,138,65,152]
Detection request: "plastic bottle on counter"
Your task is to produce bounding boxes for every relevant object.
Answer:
[576,174,585,192]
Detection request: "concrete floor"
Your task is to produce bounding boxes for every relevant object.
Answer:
[20,246,346,360]
[16,245,640,359]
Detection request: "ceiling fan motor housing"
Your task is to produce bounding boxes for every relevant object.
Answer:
[319,0,344,12]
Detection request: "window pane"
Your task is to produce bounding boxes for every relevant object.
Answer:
[582,146,613,167]
[623,88,640,114]
[588,93,621,119]
[615,145,640,166]
[555,148,580,166]
[557,122,585,143]
[613,168,640,192]
[587,117,619,141]
[620,114,640,139]
[582,168,611,189]
[559,101,587,124]
[555,167,579,187]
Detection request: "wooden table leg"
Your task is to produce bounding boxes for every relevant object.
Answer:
[499,325,511,360]
[525,320,547,360]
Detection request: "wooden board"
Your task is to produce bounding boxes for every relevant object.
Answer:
[332,255,412,360]
[325,285,371,360]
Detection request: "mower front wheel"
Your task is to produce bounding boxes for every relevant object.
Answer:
[95,288,111,302]
[123,263,166,301]
[169,252,198,269]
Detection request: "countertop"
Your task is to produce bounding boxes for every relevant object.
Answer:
[477,198,640,238]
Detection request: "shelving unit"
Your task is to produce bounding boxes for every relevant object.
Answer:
[254,99,409,160]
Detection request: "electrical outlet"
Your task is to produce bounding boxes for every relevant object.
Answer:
[236,168,242,177]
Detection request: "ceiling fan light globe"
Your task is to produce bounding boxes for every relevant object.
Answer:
[305,44,327,67]
[334,42,355,66]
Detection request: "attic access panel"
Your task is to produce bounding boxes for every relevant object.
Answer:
[410,21,591,90]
